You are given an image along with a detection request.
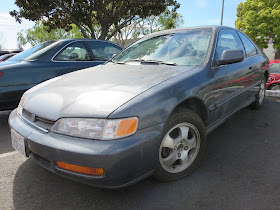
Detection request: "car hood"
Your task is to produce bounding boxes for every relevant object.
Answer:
[22,64,196,120]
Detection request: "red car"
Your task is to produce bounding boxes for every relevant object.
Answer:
[266,60,280,90]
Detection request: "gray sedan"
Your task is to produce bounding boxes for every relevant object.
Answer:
[9,26,269,188]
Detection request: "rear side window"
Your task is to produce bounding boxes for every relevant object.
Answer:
[54,42,92,61]
[87,41,121,61]
[269,63,280,74]
[9,41,55,61]
[238,32,257,57]
[216,29,245,60]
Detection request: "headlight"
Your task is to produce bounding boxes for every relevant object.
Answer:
[51,117,139,140]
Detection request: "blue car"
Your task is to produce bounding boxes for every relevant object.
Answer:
[0,39,122,110]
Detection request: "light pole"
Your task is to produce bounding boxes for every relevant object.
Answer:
[221,0,225,25]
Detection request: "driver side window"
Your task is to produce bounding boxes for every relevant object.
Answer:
[54,42,92,61]
[217,29,245,60]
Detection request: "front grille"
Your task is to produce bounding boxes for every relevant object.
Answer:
[22,109,55,132]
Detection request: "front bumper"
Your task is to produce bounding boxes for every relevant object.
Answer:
[9,109,164,188]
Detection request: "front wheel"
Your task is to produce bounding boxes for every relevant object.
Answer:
[270,84,280,91]
[153,109,207,182]
[251,79,266,109]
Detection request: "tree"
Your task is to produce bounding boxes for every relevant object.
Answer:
[235,0,280,58]
[112,8,184,47]
[17,21,83,47]
[157,7,183,31]
[10,0,179,41]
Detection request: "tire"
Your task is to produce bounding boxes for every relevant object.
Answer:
[153,108,207,182]
[270,84,280,91]
[251,78,266,109]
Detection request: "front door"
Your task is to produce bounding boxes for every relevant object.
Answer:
[213,29,253,122]
[51,41,98,77]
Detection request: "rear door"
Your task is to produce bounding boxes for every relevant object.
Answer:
[213,29,253,122]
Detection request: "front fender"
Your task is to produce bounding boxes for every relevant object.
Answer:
[109,66,213,130]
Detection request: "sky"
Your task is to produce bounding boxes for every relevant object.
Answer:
[177,0,244,27]
[0,0,244,49]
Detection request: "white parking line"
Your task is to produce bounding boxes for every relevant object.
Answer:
[0,151,18,158]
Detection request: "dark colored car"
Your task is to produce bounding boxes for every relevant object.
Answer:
[0,39,122,110]
[0,53,16,62]
[9,26,269,188]
[266,59,280,90]
[0,50,22,56]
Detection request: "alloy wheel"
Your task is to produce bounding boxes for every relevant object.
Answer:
[159,123,200,173]
[259,80,265,104]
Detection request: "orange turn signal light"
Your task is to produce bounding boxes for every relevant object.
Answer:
[117,118,138,137]
[56,161,104,176]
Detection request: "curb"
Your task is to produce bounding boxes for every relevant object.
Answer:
[265,90,280,97]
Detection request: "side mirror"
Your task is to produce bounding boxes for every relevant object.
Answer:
[219,49,244,65]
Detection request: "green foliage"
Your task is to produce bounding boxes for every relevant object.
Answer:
[17,22,83,47]
[158,8,184,31]
[235,0,280,51]
[112,7,183,47]
[10,0,180,40]
[140,8,183,35]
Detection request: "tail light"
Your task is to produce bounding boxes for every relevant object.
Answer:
[0,72,3,78]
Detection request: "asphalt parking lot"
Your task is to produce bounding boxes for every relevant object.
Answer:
[1,97,280,210]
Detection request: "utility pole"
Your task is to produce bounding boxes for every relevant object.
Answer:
[221,0,225,25]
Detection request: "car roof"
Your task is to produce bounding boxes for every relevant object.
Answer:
[59,38,109,41]
[53,38,122,48]
[144,25,236,38]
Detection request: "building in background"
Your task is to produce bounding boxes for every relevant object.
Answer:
[262,40,276,61]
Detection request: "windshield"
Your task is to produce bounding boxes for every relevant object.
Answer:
[8,41,56,61]
[269,63,280,74]
[113,29,212,66]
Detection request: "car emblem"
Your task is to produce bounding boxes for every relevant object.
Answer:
[31,114,36,122]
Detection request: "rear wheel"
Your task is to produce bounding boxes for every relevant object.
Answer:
[251,78,266,109]
[153,109,207,182]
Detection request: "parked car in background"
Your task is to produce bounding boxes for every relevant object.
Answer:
[0,39,122,110]
[0,49,22,56]
[9,26,268,188]
[0,53,16,62]
[266,59,280,90]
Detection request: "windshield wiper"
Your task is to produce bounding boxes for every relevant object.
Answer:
[117,59,177,66]
[117,59,144,64]
[107,58,116,63]
[154,60,177,66]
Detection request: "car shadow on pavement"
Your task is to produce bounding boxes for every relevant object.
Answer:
[12,98,280,209]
